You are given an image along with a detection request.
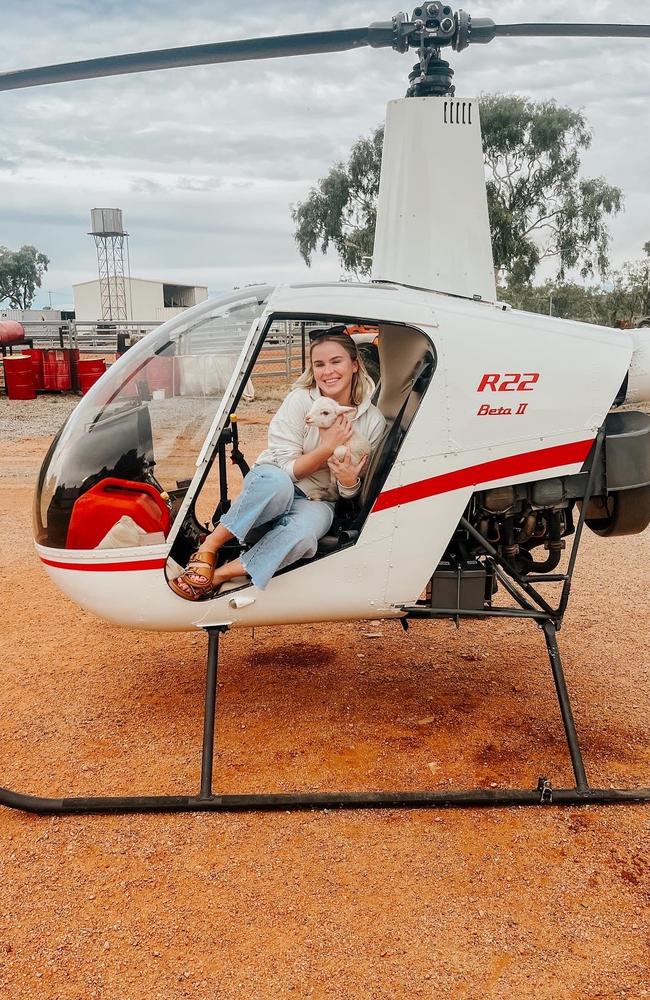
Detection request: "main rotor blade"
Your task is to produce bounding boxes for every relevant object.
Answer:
[3,17,648,94]
[494,23,650,39]
[0,25,393,93]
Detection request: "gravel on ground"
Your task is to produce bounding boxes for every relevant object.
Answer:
[0,395,79,441]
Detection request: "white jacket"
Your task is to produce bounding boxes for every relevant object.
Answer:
[255,386,386,499]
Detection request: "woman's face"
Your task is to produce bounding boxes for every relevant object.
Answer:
[310,339,358,404]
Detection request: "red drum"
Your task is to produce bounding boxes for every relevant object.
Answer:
[145,355,173,397]
[42,349,72,391]
[3,355,36,400]
[22,348,45,390]
[77,358,106,395]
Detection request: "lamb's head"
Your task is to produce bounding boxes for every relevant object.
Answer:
[305,398,355,429]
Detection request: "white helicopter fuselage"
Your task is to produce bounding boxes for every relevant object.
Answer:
[33,94,650,632]
[36,280,634,632]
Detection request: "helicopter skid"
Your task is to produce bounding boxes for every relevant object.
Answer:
[1,788,648,816]
[1,619,648,816]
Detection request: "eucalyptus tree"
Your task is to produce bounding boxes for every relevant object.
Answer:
[292,96,622,285]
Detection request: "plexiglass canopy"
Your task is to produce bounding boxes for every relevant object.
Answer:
[35,286,273,549]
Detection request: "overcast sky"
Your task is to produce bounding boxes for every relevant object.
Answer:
[1,0,649,308]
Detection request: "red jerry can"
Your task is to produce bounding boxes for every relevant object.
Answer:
[66,477,171,549]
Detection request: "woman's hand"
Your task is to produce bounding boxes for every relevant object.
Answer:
[318,414,353,455]
[327,450,368,490]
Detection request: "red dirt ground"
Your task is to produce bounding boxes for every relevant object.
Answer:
[0,422,648,999]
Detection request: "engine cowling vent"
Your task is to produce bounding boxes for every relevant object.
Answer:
[444,99,472,125]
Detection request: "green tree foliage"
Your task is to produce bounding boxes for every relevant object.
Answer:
[499,280,610,324]
[0,245,50,309]
[292,96,622,284]
[292,127,383,278]
[500,244,650,327]
[481,96,622,283]
[609,242,650,322]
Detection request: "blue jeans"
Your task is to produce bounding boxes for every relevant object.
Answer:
[220,464,334,590]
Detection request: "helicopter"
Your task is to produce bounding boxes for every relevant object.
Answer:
[1,5,650,815]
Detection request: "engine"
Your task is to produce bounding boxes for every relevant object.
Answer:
[426,408,650,613]
[474,408,650,568]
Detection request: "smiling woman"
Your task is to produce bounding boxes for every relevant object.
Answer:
[169,325,386,599]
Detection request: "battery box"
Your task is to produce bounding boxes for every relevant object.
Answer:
[428,559,487,612]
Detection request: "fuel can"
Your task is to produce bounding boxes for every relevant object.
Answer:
[66,477,171,550]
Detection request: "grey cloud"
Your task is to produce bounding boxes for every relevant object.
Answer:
[176,177,223,192]
[130,177,167,194]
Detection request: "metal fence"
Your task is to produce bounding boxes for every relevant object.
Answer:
[4,318,324,379]
[255,320,310,380]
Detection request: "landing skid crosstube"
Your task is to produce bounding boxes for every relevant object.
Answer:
[1,620,648,816]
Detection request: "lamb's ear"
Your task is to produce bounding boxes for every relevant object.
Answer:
[337,405,356,415]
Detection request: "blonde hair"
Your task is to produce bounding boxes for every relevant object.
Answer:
[293,332,375,406]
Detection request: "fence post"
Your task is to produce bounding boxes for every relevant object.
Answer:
[285,321,291,380]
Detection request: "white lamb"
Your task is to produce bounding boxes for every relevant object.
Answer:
[305,397,371,501]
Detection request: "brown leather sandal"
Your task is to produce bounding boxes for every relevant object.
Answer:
[169,550,217,601]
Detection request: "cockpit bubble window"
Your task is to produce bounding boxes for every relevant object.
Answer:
[34,286,274,550]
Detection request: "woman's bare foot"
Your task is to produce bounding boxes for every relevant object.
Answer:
[212,558,249,593]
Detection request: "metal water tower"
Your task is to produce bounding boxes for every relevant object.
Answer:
[89,208,130,323]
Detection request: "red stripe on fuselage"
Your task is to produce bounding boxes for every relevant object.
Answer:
[40,557,167,572]
[39,439,595,570]
[371,439,594,514]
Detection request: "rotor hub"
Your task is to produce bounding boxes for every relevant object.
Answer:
[392,5,472,97]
